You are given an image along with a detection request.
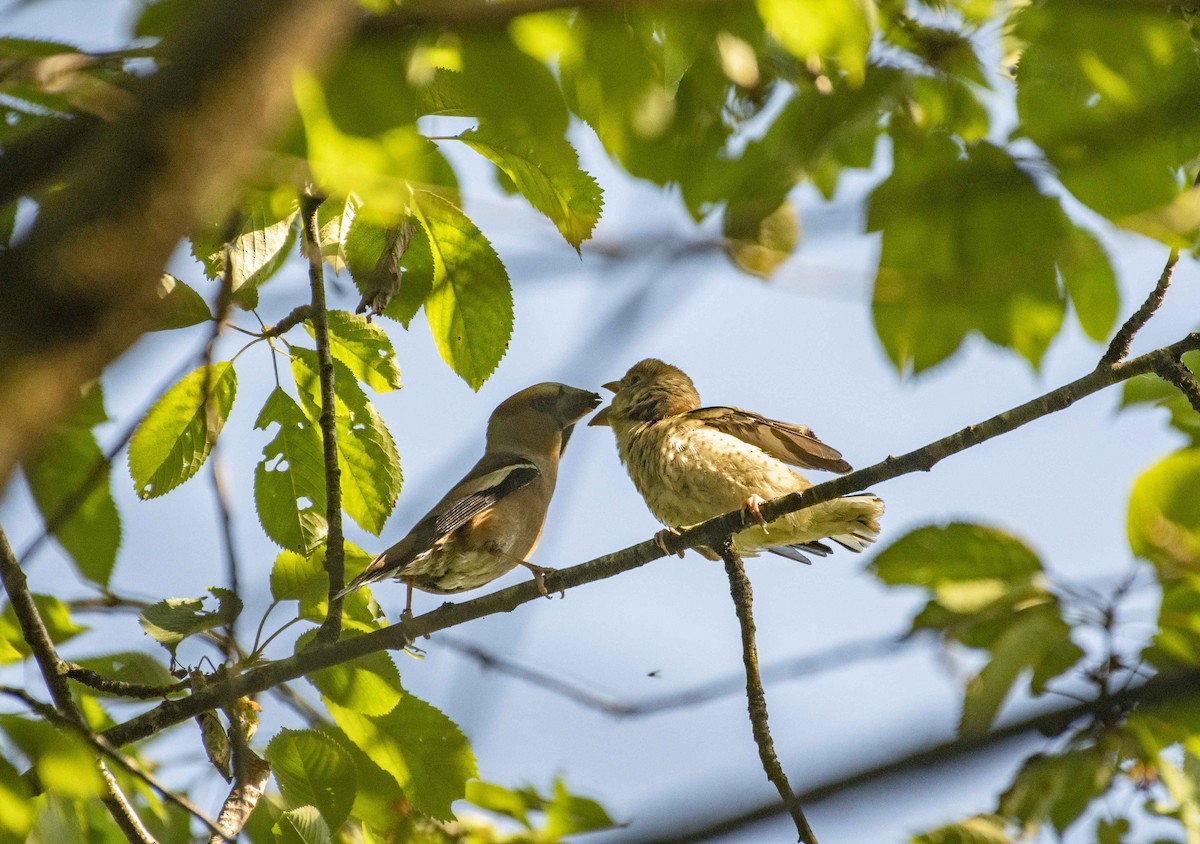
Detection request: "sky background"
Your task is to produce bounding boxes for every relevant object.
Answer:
[1,2,1197,842]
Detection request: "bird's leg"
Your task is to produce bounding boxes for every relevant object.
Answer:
[519,561,559,599]
[742,494,770,532]
[399,582,430,639]
[654,528,686,558]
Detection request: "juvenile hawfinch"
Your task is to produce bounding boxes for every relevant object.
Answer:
[589,359,883,563]
[339,383,602,618]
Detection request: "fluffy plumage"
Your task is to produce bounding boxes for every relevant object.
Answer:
[340,383,602,617]
[589,359,883,562]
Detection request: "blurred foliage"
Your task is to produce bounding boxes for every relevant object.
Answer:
[1,0,1199,840]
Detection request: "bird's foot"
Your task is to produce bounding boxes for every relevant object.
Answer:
[742,495,769,532]
[654,528,686,558]
[521,562,560,599]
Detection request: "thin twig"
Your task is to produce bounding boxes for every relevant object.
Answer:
[301,190,346,644]
[717,539,816,843]
[261,304,314,338]
[1100,248,1180,366]
[0,685,227,839]
[0,526,156,843]
[64,663,189,700]
[98,330,1200,748]
[1157,357,1200,415]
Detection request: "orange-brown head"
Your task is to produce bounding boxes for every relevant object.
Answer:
[487,382,602,455]
[589,359,701,427]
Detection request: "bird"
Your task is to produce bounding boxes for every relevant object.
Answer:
[588,358,883,563]
[338,382,602,619]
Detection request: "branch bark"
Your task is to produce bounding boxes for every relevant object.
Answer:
[1100,247,1179,366]
[301,191,347,643]
[717,540,816,844]
[0,0,360,486]
[97,330,1200,749]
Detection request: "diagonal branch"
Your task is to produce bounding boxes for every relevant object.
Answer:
[1157,357,1200,415]
[97,331,1200,748]
[717,539,816,844]
[1100,247,1180,366]
[301,191,347,644]
[0,527,156,843]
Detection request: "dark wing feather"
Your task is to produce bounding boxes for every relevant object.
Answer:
[688,406,852,473]
[767,541,832,565]
[340,462,540,594]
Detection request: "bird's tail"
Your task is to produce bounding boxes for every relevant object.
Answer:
[824,493,884,553]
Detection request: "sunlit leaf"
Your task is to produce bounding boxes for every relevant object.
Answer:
[151,274,213,331]
[306,310,401,393]
[300,624,402,716]
[192,189,300,309]
[345,214,432,327]
[0,594,87,663]
[757,0,874,85]
[326,692,477,820]
[912,815,1013,843]
[1128,448,1200,577]
[543,777,618,838]
[0,755,32,840]
[410,190,512,390]
[291,349,401,534]
[254,387,328,556]
[274,806,330,844]
[998,744,1115,835]
[0,716,105,799]
[127,363,237,499]
[266,730,355,832]
[316,194,360,274]
[871,523,1043,587]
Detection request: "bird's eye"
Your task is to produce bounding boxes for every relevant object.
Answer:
[626,374,641,387]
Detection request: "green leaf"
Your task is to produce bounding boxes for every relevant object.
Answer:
[291,349,401,535]
[465,780,535,827]
[1123,352,1200,445]
[757,0,874,85]
[722,199,800,279]
[543,777,617,837]
[326,693,478,820]
[254,388,328,556]
[1014,0,1200,242]
[273,806,330,844]
[870,523,1043,587]
[266,730,355,832]
[912,815,1013,843]
[344,215,433,327]
[272,543,376,624]
[23,383,120,585]
[138,587,242,656]
[306,310,401,393]
[151,274,213,331]
[316,195,360,274]
[1058,229,1119,344]
[0,594,87,663]
[0,755,32,840]
[458,126,602,251]
[1128,448,1200,577]
[300,624,403,716]
[192,190,300,309]
[1144,574,1200,670]
[960,608,1082,735]
[998,745,1115,835]
[410,190,513,390]
[869,137,1093,373]
[127,363,237,499]
[0,715,105,799]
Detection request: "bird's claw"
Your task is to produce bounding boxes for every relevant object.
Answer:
[523,562,558,599]
[654,528,686,558]
[742,495,769,532]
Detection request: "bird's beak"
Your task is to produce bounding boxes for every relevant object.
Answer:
[558,388,603,424]
[602,380,621,394]
[588,405,612,427]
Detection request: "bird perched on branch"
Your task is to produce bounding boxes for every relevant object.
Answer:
[338,383,602,619]
[589,359,883,563]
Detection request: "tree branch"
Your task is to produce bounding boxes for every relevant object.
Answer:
[717,539,816,844]
[98,331,1200,749]
[0,0,361,486]
[0,526,156,843]
[624,667,1200,843]
[0,686,227,840]
[210,751,271,843]
[1100,247,1180,366]
[1157,357,1200,415]
[301,191,347,644]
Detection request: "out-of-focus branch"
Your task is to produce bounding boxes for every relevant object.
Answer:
[718,540,816,844]
[0,526,155,843]
[0,0,361,486]
[301,192,346,644]
[262,304,315,338]
[99,331,1200,748]
[439,632,908,717]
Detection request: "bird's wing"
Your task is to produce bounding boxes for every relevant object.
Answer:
[340,460,541,594]
[687,406,853,473]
